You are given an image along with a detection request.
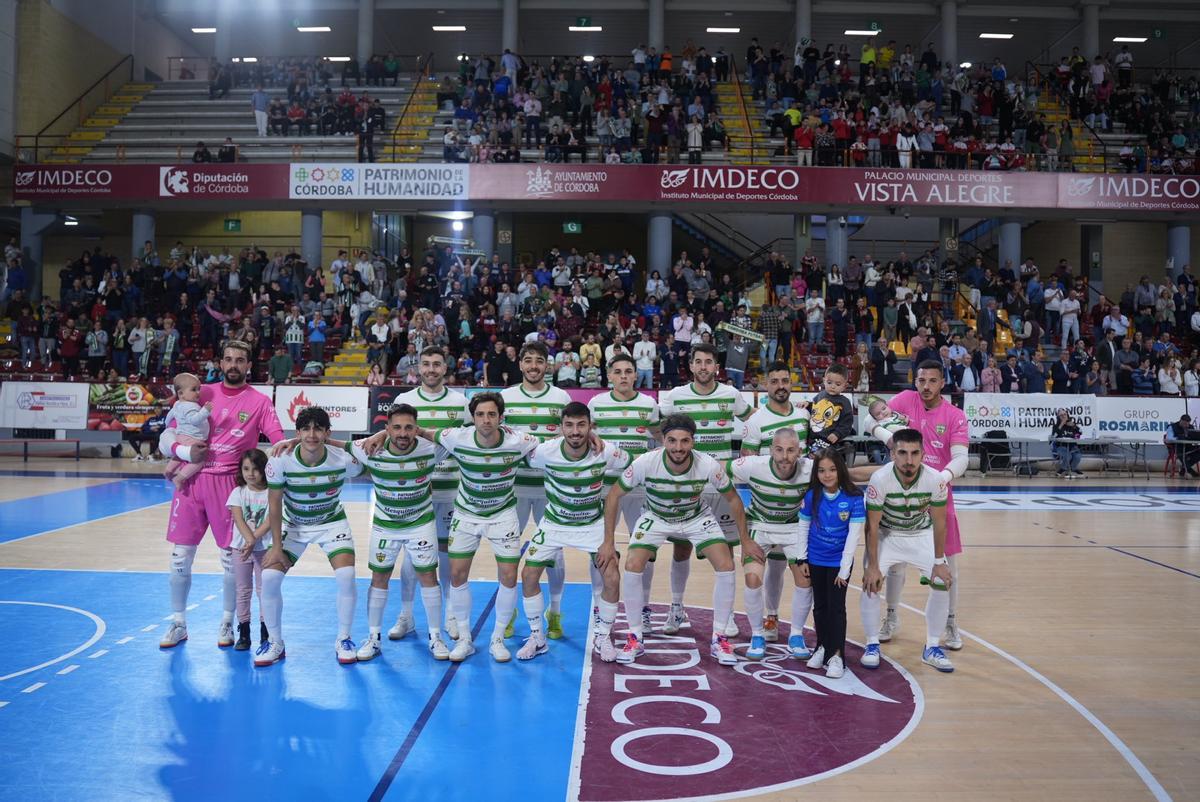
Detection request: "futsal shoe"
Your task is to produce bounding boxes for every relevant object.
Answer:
[616,633,645,664]
[388,614,415,641]
[159,622,188,649]
[517,635,549,660]
[824,655,845,679]
[763,615,780,642]
[489,636,512,663]
[861,643,882,669]
[663,603,689,634]
[445,614,460,641]
[746,635,767,660]
[806,646,827,669]
[641,606,654,634]
[710,635,738,666]
[922,645,955,673]
[234,622,252,651]
[503,610,517,639]
[336,638,358,665]
[592,633,617,663]
[788,634,812,660]
[448,636,475,662]
[546,611,564,640]
[428,633,450,660]
[879,609,899,642]
[356,634,383,662]
[942,618,964,651]
[253,640,285,667]
[723,615,740,638]
[217,622,235,648]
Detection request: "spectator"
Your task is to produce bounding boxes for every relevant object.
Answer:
[250,84,270,137]
[218,137,237,163]
[633,330,657,388]
[307,313,327,363]
[268,344,293,384]
[84,319,109,377]
[1051,408,1084,478]
[192,142,213,163]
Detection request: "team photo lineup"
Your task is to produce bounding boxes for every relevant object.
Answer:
[159,336,967,678]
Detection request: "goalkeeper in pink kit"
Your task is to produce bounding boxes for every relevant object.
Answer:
[160,341,285,649]
[867,359,970,652]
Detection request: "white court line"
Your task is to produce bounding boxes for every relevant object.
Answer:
[893,598,1172,802]
[56,665,79,676]
[141,625,156,632]
[203,595,216,601]
[116,637,133,645]
[185,604,198,611]
[0,601,107,681]
[0,701,8,708]
[564,590,598,802]
[87,649,108,659]
[0,501,171,547]
[21,682,45,693]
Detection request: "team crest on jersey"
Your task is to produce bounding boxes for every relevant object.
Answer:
[839,510,850,521]
[238,411,250,423]
[935,424,946,434]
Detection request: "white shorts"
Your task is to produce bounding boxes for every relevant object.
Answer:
[368,519,438,574]
[631,512,729,557]
[702,491,740,543]
[876,528,935,578]
[446,509,522,563]
[280,518,355,563]
[748,521,803,564]
[433,500,455,543]
[525,519,604,567]
[614,486,645,533]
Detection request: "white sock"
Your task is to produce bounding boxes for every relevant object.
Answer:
[420,585,443,638]
[764,558,786,616]
[398,556,416,616]
[641,560,655,604]
[860,591,881,645]
[791,586,813,634]
[261,568,285,642]
[947,553,960,617]
[168,545,197,624]
[367,586,388,634]
[524,591,546,639]
[885,564,906,610]
[712,570,735,640]
[596,598,618,636]
[744,583,766,636]
[334,566,356,641]
[622,570,645,638]
[547,553,565,615]
[493,584,518,639]
[438,551,453,620]
[450,582,472,639]
[220,549,235,623]
[925,587,951,648]
[670,558,690,605]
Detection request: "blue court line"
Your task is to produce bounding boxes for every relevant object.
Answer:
[1105,547,1200,580]
[0,481,174,544]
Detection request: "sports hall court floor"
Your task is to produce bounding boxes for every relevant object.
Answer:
[0,458,1195,802]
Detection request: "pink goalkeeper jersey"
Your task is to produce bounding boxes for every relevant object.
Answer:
[197,383,284,475]
[887,390,969,473]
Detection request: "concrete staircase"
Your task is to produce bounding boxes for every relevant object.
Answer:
[320,341,370,385]
[43,83,155,164]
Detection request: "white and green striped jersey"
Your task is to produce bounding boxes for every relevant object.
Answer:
[865,463,948,534]
[395,386,469,494]
[266,444,363,526]
[587,390,659,481]
[527,440,632,527]
[741,403,811,455]
[350,437,445,530]
[659,382,751,461]
[501,383,572,489]
[728,455,813,525]
[618,448,732,523]
[868,411,910,443]
[435,426,539,519]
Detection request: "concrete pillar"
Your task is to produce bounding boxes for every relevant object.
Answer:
[998,217,1022,275]
[496,211,515,268]
[647,212,672,277]
[1081,223,1104,295]
[938,217,959,261]
[648,0,665,52]
[1167,221,1191,280]
[357,0,375,67]
[473,211,495,262]
[824,214,848,271]
[502,0,519,54]
[215,4,232,64]
[301,209,323,271]
[19,207,57,301]
[131,209,156,264]
[1081,1,1100,60]
[940,1,957,71]
[793,214,811,272]
[794,0,812,49]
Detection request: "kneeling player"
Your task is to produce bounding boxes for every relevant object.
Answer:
[606,414,760,667]
[258,406,364,666]
[351,403,451,662]
[859,428,956,673]
[518,402,631,662]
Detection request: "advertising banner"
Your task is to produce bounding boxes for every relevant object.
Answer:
[1057,174,1200,213]
[274,385,371,432]
[0,381,90,428]
[1094,395,1188,442]
[12,164,289,200]
[87,382,170,431]
[962,392,1097,439]
[288,163,468,200]
[368,385,405,433]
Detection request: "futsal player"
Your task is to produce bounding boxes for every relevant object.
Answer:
[517,403,631,662]
[860,428,956,673]
[606,414,759,666]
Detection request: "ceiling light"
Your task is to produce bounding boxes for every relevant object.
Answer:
[297,26,331,33]
[959,61,972,68]
[845,29,881,36]
[569,26,602,32]
[451,221,464,232]
[325,56,351,62]
[191,27,216,34]
[242,57,258,63]
[1113,36,1147,43]
[1008,17,1019,22]
[707,27,740,33]
[432,25,466,31]
[582,55,595,62]
[979,33,1013,39]
[64,217,78,226]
